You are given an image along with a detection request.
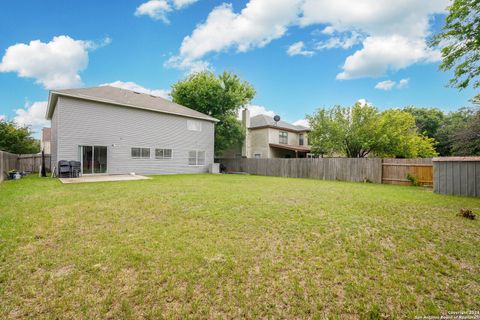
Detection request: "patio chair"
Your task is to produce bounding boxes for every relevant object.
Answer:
[69,161,81,178]
[58,160,70,178]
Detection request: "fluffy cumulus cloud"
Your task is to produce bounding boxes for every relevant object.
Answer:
[168,0,447,77]
[237,104,276,119]
[101,81,170,99]
[13,101,49,135]
[287,41,314,57]
[374,78,410,90]
[0,35,110,90]
[135,0,198,23]
[166,0,302,71]
[336,35,440,79]
[0,114,5,121]
[397,78,409,88]
[293,119,309,128]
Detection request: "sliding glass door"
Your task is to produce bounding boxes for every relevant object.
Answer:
[80,145,107,174]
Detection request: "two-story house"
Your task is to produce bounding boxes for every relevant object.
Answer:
[222,109,311,159]
[46,86,218,175]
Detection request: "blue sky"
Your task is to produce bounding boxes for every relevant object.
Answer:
[0,0,477,136]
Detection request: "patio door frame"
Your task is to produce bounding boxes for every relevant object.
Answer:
[79,145,108,175]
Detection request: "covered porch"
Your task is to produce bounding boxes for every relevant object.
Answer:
[269,143,311,158]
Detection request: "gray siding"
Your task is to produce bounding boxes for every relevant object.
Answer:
[53,96,214,175]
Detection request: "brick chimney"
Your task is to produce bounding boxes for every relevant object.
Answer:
[241,108,250,157]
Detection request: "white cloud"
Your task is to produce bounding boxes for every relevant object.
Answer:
[0,35,109,89]
[293,119,309,128]
[397,78,409,88]
[135,0,199,23]
[337,35,440,79]
[13,101,49,135]
[237,104,276,120]
[172,0,198,9]
[101,81,170,99]
[0,115,5,121]
[357,98,372,107]
[167,0,301,72]
[375,80,396,91]
[135,0,171,22]
[315,31,363,50]
[168,0,447,78]
[287,41,314,57]
[374,78,410,90]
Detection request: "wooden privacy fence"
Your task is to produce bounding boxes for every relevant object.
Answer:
[382,158,433,186]
[220,157,435,186]
[433,157,480,197]
[0,151,51,182]
[221,158,383,183]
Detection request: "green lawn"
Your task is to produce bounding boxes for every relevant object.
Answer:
[0,175,479,319]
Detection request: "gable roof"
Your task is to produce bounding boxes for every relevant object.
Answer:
[249,114,309,132]
[46,86,218,122]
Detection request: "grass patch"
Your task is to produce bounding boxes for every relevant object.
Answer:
[0,174,479,318]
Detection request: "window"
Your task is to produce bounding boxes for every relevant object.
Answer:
[299,133,304,146]
[155,148,172,160]
[132,147,150,159]
[187,120,202,131]
[188,150,205,165]
[279,131,288,144]
[254,153,261,158]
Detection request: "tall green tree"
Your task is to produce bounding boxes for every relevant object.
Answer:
[451,108,480,155]
[0,119,40,154]
[435,107,476,155]
[307,103,437,158]
[430,0,480,101]
[403,107,445,137]
[171,71,255,155]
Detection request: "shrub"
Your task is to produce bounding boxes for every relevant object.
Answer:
[406,173,420,186]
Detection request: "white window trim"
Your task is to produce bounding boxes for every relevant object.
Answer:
[155,148,173,160]
[187,119,202,132]
[188,150,206,166]
[131,147,151,159]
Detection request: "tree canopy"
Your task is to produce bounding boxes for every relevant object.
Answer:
[0,119,40,154]
[430,0,480,101]
[405,106,479,156]
[307,103,437,158]
[171,71,255,155]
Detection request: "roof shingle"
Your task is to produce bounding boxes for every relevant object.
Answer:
[46,86,218,122]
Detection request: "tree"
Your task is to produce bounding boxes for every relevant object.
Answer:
[171,71,256,155]
[451,109,480,155]
[0,119,40,154]
[307,103,437,158]
[435,107,476,155]
[403,107,445,138]
[430,0,480,101]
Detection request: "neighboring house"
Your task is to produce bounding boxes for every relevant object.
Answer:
[46,86,218,175]
[222,109,311,159]
[41,127,51,154]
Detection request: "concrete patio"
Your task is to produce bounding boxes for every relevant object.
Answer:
[59,174,151,184]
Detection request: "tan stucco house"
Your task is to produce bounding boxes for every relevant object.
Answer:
[222,109,311,159]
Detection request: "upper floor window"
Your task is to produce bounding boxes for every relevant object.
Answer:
[155,148,172,160]
[187,120,202,131]
[279,131,288,144]
[299,133,304,146]
[132,147,150,159]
